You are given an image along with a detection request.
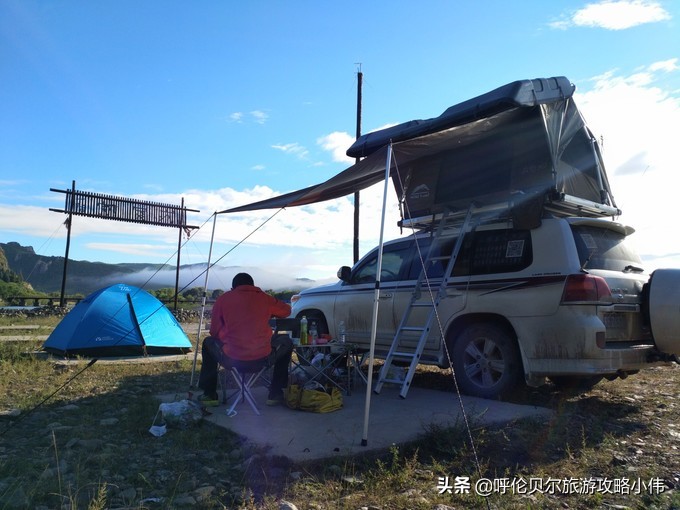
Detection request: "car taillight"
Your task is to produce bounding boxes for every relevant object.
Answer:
[561,274,612,303]
[290,294,301,305]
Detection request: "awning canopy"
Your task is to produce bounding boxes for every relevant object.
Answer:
[221,76,617,220]
[219,145,390,213]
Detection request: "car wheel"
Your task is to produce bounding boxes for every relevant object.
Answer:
[451,323,522,399]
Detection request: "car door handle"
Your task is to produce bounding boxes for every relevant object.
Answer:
[380,293,393,299]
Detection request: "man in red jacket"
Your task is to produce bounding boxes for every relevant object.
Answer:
[198,272,292,406]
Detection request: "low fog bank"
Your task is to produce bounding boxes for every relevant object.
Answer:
[100,263,337,293]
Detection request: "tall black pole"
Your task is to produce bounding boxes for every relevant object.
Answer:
[174,197,184,310]
[59,180,75,307]
[353,66,363,264]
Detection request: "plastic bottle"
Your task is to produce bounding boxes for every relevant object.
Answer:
[300,316,308,345]
[338,320,346,343]
[309,321,318,345]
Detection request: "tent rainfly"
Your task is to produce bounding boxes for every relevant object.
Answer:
[43,283,192,357]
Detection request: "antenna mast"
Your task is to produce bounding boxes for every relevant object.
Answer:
[353,64,363,264]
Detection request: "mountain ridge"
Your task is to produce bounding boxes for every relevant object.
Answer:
[0,242,317,296]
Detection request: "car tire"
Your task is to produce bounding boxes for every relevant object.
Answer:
[451,323,522,400]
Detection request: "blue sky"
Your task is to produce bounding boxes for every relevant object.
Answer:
[1,1,679,291]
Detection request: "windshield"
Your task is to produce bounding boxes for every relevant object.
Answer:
[570,225,643,272]
[350,241,414,284]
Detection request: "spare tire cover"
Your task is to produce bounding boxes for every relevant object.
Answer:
[648,268,680,355]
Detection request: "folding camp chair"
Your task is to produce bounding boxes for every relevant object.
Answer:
[223,357,270,417]
[219,319,298,415]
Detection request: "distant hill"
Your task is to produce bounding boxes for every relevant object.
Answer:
[0,242,321,296]
[1,242,169,295]
[0,243,34,293]
[0,246,11,275]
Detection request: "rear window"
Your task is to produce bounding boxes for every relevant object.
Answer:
[570,225,642,271]
[462,229,533,275]
[407,228,533,278]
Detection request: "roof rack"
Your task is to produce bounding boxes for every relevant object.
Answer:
[544,191,621,218]
[399,202,514,231]
[399,192,621,232]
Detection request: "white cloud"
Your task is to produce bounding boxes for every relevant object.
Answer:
[576,66,679,175]
[198,180,403,281]
[250,110,269,124]
[0,204,68,237]
[0,180,399,284]
[228,110,268,124]
[271,142,309,159]
[85,242,173,258]
[550,0,671,30]
[574,64,680,270]
[317,131,355,164]
[649,58,679,73]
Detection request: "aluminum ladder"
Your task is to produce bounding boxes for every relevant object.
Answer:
[375,204,477,398]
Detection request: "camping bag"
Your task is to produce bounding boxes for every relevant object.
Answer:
[285,382,343,413]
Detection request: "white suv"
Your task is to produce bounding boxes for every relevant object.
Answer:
[291,216,680,398]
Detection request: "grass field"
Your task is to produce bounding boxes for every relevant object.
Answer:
[1,315,679,509]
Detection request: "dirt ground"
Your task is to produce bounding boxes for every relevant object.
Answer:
[2,317,680,508]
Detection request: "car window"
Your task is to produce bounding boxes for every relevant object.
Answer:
[468,229,533,275]
[412,236,468,278]
[406,237,435,279]
[351,241,414,284]
[570,225,642,271]
[404,228,532,279]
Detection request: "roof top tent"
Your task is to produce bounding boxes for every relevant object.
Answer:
[222,76,619,227]
[347,76,619,229]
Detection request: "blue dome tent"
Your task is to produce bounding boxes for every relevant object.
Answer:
[43,283,192,357]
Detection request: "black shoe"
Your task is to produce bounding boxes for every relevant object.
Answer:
[266,389,284,406]
[197,392,219,407]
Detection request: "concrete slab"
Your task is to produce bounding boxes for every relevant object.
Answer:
[161,385,553,463]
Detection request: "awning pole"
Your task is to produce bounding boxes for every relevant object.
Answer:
[362,142,393,446]
[190,212,217,387]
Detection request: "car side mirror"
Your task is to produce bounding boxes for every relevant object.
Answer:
[337,266,351,282]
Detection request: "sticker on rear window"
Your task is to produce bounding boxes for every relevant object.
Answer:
[506,240,525,258]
